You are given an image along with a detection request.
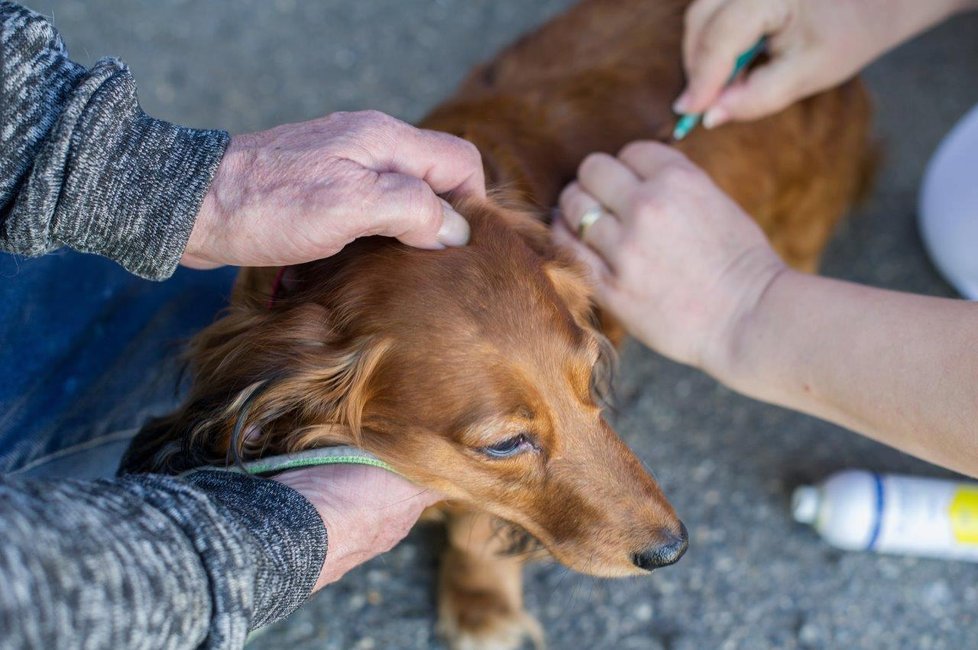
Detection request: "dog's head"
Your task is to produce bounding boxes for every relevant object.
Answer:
[124,198,686,577]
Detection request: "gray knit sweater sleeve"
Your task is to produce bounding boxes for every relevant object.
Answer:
[0,471,328,649]
[0,1,229,280]
[1,5,330,646]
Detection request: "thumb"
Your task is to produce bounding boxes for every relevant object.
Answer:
[368,172,471,249]
[679,0,788,114]
[705,58,802,127]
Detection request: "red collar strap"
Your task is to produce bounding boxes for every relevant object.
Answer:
[266,266,288,309]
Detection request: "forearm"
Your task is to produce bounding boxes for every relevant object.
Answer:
[0,2,228,280]
[864,0,975,55]
[0,471,326,649]
[720,270,978,476]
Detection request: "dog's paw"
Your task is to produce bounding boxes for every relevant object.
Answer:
[437,590,544,650]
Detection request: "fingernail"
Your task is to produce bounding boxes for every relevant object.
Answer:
[703,106,728,129]
[437,199,471,247]
[673,91,691,114]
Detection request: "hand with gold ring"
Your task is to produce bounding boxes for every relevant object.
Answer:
[553,141,784,370]
[575,204,608,240]
[555,143,978,479]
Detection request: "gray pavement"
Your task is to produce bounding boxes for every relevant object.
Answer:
[27,1,978,648]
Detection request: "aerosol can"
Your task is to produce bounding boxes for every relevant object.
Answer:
[791,469,978,561]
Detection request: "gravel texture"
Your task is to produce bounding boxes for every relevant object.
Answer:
[23,1,978,648]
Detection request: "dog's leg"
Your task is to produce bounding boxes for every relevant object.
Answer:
[437,509,544,650]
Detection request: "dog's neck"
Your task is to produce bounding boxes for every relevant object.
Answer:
[419,78,677,210]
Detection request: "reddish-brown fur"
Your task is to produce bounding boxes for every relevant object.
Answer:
[121,1,872,647]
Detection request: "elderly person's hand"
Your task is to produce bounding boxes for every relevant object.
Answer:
[181,110,484,270]
[676,0,978,129]
[553,142,782,372]
[274,464,442,591]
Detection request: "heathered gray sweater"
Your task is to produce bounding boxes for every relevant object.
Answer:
[0,3,328,648]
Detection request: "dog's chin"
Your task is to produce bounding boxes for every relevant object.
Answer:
[553,553,651,579]
[495,519,651,578]
[491,518,547,558]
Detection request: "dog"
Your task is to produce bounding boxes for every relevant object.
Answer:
[120,0,873,648]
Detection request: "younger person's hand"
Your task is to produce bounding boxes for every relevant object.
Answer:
[677,0,975,128]
[553,142,783,372]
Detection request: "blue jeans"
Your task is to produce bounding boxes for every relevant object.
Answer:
[0,250,236,479]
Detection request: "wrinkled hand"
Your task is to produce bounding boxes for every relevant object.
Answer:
[675,0,973,128]
[273,464,442,591]
[181,110,485,269]
[553,142,784,372]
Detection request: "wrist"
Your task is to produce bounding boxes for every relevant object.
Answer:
[272,465,439,593]
[873,0,969,49]
[181,134,249,270]
[270,470,352,591]
[699,256,791,389]
[181,194,221,269]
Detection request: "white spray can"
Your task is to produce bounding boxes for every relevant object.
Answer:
[791,469,978,561]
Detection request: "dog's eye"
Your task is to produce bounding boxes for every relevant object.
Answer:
[482,434,534,459]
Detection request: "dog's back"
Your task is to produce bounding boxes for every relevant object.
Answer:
[423,0,873,271]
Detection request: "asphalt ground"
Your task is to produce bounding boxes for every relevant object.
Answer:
[25,1,978,648]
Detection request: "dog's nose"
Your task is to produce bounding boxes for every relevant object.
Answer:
[632,522,688,571]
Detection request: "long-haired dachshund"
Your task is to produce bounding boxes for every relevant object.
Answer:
[120,0,873,647]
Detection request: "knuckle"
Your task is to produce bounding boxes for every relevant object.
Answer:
[318,111,353,134]
[630,181,673,218]
[771,0,793,27]
[559,181,582,206]
[357,109,401,136]
[662,162,697,183]
[694,34,721,63]
[419,129,483,170]
[620,142,694,178]
[619,140,665,164]
[557,183,576,210]
[399,179,439,229]
[559,196,584,227]
[567,187,594,219]
[455,137,483,168]
[359,108,390,124]
[683,0,709,32]
[458,137,480,159]
[579,151,614,177]
[660,160,704,188]
[325,110,352,123]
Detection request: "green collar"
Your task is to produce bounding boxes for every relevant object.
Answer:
[183,446,398,478]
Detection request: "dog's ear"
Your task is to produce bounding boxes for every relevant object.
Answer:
[544,261,593,326]
[119,301,392,474]
[547,259,627,348]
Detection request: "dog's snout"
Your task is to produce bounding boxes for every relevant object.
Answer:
[632,522,688,571]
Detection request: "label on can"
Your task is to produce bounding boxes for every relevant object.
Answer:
[949,487,978,545]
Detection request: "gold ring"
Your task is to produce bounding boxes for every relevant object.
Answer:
[577,205,606,239]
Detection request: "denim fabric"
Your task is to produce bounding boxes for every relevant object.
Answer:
[0,250,235,477]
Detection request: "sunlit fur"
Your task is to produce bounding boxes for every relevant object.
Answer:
[121,0,873,647]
